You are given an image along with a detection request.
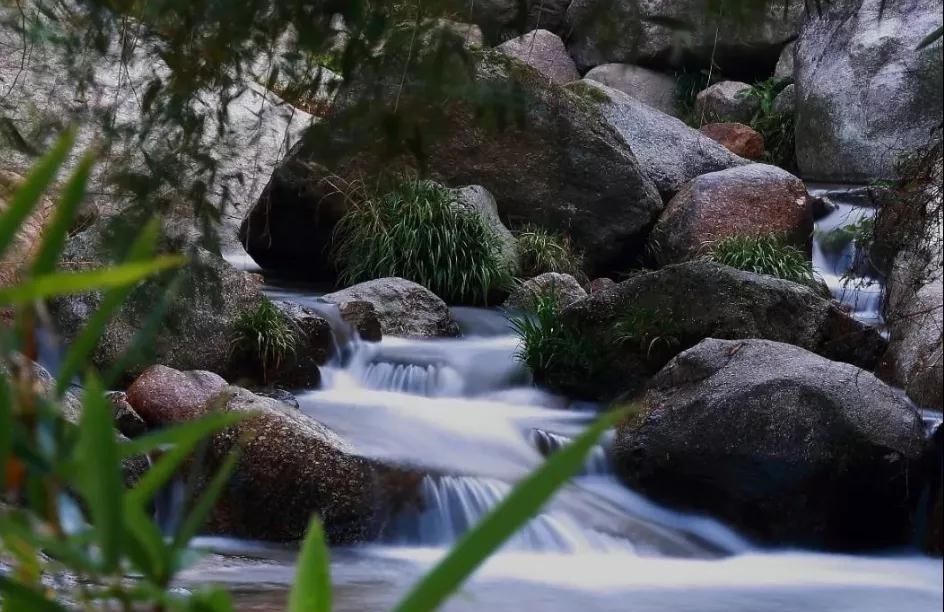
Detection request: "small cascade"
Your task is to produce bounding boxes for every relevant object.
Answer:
[529,429,612,476]
[387,475,634,554]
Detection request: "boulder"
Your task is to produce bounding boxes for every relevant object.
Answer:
[504,272,587,312]
[648,164,813,265]
[694,81,760,124]
[429,19,484,48]
[583,63,680,116]
[587,277,616,294]
[550,261,886,399]
[698,123,765,160]
[774,41,796,81]
[794,0,944,182]
[337,300,383,342]
[451,184,518,274]
[613,338,928,550]
[322,278,459,338]
[771,83,796,115]
[241,47,662,277]
[107,391,148,438]
[126,365,228,425]
[496,29,579,84]
[564,0,805,73]
[571,81,747,197]
[49,222,263,383]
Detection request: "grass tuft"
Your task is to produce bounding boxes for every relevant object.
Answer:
[230,298,297,384]
[333,179,513,305]
[707,233,818,287]
[515,225,586,282]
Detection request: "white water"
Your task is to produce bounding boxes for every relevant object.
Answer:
[174,281,942,611]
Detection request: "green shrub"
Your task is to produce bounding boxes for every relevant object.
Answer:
[333,179,513,304]
[230,297,297,383]
[741,78,797,171]
[508,290,603,383]
[708,233,819,287]
[515,225,586,282]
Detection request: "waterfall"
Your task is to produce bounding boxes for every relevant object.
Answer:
[529,429,612,476]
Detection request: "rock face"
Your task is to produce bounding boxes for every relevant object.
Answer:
[49,224,263,383]
[496,29,579,84]
[553,261,886,399]
[772,83,796,115]
[774,41,796,80]
[613,338,927,550]
[648,164,813,264]
[322,278,459,338]
[240,48,663,278]
[694,81,760,124]
[698,123,765,160]
[583,64,679,116]
[126,365,228,425]
[573,82,746,197]
[565,0,805,73]
[794,0,944,182]
[451,184,518,274]
[504,272,587,312]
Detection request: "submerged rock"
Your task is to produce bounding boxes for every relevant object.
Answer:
[794,0,944,181]
[504,272,587,312]
[496,29,579,84]
[583,63,680,117]
[648,164,813,265]
[550,261,886,399]
[613,338,927,550]
[322,278,460,338]
[698,123,765,160]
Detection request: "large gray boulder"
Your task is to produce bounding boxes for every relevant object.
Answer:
[49,223,263,384]
[570,81,747,197]
[613,338,927,550]
[694,81,760,124]
[547,261,886,399]
[504,272,587,312]
[583,63,680,116]
[496,29,580,84]
[648,164,814,264]
[795,0,944,182]
[564,0,805,72]
[774,41,796,81]
[241,47,663,277]
[322,278,460,338]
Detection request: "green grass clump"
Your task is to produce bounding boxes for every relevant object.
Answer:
[230,297,297,383]
[708,234,818,287]
[333,179,513,304]
[508,290,603,383]
[615,308,682,363]
[741,78,797,171]
[515,225,586,282]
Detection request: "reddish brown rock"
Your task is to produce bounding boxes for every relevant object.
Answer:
[126,365,227,425]
[699,123,765,160]
[648,164,814,265]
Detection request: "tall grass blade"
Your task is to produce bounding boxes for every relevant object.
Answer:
[29,152,94,276]
[288,516,332,612]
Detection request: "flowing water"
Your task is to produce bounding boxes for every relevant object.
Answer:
[186,257,941,611]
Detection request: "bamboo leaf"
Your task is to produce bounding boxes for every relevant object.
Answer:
[117,411,245,460]
[391,407,631,612]
[29,152,95,276]
[0,576,69,612]
[0,256,185,305]
[287,516,332,612]
[0,128,74,260]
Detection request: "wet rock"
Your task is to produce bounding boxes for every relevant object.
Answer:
[337,300,383,342]
[126,365,228,425]
[251,387,300,410]
[648,164,813,265]
[323,278,460,338]
[583,63,679,116]
[552,261,886,399]
[240,47,662,278]
[504,272,587,312]
[794,0,943,181]
[496,29,579,84]
[107,391,148,438]
[613,338,927,550]
[698,123,765,160]
[573,81,746,197]
[695,81,760,124]
[564,0,804,73]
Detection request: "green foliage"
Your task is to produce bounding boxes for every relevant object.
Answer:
[816,217,874,253]
[708,233,819,287]
[515,226,586,282]
[333,179,513,304]
[615,308,682,362]
[230,297,297,384]
[289,517,332,612]
[741,78,797,171]
[508,290,604,383]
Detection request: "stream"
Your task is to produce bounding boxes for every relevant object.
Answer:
[190,187,943,611]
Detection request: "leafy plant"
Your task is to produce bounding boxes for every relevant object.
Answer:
[230,297,297,384]
[333,179,513,305]
[508,290,604,384]
[515,225,586,282]
[707,233,819,287]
